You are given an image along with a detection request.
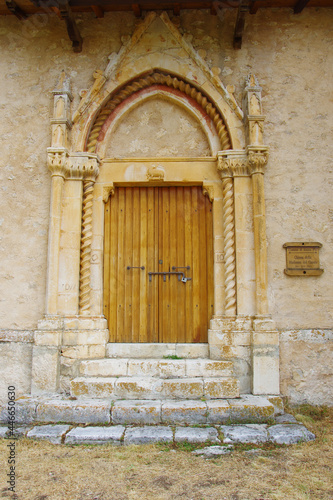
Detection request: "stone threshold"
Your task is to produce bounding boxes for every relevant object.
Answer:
[0,395,284,426]
[0,415,315,447]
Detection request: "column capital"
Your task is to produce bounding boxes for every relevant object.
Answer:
[47,148,69,178]
[217,150,249,178]
[67,153,100,182]
[47,149,100,181]
[247,146,269,175]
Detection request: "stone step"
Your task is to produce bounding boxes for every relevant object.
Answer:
[70,376,240,400]
[0,395,283,426]
[79,358,234,378]
[106,343,209,359]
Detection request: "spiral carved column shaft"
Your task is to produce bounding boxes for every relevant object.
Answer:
[222,177,237,316]
[79,180,94,314]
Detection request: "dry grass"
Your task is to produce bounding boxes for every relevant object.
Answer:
[0,406,332,500]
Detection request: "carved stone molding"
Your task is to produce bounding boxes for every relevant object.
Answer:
[103,184,115,203]
[247,146,269,175]
[202,181,215,202]
[217,150,249,177]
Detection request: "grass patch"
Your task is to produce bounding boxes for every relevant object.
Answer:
[162,354,183,360]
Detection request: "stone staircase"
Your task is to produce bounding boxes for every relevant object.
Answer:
[70,343,240,400]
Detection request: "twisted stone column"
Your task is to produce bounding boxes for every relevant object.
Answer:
[222,176,237,316]
[79,180,94,314]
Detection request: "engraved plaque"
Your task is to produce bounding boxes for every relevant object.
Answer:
[283,242,323,276]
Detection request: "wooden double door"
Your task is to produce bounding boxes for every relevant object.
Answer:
[104,186,214,343]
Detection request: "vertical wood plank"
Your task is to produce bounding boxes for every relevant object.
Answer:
[124,188,133,342]
[184,186,193,342]
[109,192,118,341]
[206,195,214,336]
[132,187,140,342]
[176,187,186,342]
[192,187,201,342]
[139,188,148,342]
[169,186,178,342]
[199,188,208,341]
[103,198,111,339]
[116,188,125,341]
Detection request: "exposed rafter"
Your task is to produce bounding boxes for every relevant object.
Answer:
[294,0,311,12]
[5,0,28,18]
[59,1,83,52]
[233,0,249,49]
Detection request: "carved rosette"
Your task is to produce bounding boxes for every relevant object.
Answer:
[247,146,269,175]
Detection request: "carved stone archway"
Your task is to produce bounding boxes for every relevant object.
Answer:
[31,13,280,399]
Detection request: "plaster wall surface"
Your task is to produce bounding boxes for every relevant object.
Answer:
[0,9,332,334]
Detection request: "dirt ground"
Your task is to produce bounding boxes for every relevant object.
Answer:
[0,405,332,500]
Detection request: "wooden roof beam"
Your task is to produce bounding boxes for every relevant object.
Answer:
[233,0,249,49]
[131,3,141,16]
[294,0,310,13]
[91,4,104,16]
[6,0,28,18]
[59,1,83,52]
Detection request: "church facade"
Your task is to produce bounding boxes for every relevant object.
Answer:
[0,5,332,412]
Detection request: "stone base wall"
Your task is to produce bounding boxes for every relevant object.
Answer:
[280,330,333,406]
[0,329,332,405]
[0,331,33,403]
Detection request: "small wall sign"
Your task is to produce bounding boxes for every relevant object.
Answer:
[283,242,323,276]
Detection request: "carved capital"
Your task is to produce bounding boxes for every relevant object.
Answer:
[47,148,69,177]
[66,153,100,181]
[47,150,100,181]
[217,150,249,178]
[247,146,269,175]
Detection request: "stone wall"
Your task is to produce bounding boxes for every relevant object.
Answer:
[280,330,333,406]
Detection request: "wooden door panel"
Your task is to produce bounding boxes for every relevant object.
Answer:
[104,186,213,343]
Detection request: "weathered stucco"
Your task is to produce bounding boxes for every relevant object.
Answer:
[104,97,211,158]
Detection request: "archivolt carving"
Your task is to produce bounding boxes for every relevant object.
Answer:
[86,72,231,153]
